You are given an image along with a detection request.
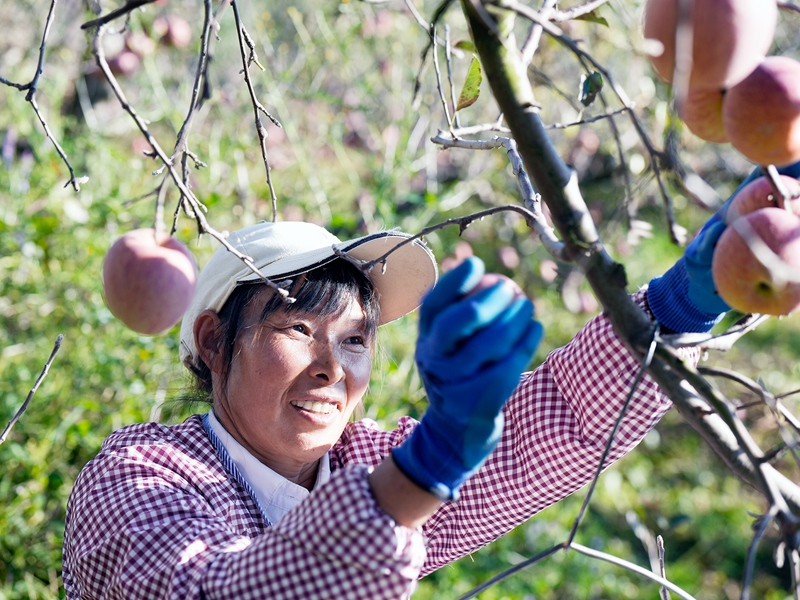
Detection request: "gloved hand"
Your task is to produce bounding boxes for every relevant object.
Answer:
[649,160,800,332]
[392,257,543,501]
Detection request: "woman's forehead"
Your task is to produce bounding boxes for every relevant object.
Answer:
[245,284,368,324]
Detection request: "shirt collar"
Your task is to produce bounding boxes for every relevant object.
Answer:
[207,410,331,525]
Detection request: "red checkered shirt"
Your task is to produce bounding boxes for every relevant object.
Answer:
[63,290,678,599]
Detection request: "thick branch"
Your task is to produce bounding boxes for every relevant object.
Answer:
[461,0,800,517]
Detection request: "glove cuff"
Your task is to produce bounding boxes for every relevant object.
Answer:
[392,439,464,502]
[648,258,725,333]
[392,415,496,502]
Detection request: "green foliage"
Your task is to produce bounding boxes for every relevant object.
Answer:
[1,1,800,599]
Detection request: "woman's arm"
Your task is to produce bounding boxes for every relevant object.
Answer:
[418,289,684,574]
[368,457,442,528]
[63,421,426,600]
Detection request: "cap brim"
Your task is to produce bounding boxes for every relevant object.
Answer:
[237,230,437,325]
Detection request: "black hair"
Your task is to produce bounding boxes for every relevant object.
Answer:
[189,259,380,396]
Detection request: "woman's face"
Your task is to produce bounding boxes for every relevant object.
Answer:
[212,287,373,481]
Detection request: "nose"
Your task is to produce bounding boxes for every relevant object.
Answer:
[309,341,345,383]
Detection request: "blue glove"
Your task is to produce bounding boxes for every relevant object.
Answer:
[392,257,543,501]
[649,161,800,332]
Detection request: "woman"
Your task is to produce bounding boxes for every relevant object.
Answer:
[63,200,733,599]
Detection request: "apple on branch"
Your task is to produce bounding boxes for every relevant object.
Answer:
[724,175,800,224]
[722,56,800,168]
[712,207,800,316]
[102,229,198,335]
[678,87,728,144]
[642,0,777,90]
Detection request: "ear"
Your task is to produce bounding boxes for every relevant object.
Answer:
[194,310,225,374]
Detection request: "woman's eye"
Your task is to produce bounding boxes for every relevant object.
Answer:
[290,324,309,335]
[347,335,366,346]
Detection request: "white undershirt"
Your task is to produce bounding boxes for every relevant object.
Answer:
[207,409,332,525]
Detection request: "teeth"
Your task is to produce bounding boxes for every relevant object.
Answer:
[291,400,338,414]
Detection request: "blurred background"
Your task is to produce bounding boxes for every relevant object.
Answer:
[2,0,800,598]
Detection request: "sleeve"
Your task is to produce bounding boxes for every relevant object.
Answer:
[63,444,426,600]
[418,288,692,574]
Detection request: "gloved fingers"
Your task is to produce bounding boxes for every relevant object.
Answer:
[423,280,520,355]
[438,317,543,411]
[419,256,485,336]
[438,297,537,374]
[419,302,541,385]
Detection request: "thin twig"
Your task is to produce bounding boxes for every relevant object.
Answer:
[495,0,682,242]
[566,324,659,547]
[431,25,454,130]
[659,313,769,351]
[1,335,64,445]
[90,20,290,300]
[570,543,697,600]
[444,26,461,130]
[552,0,611,21]
[80,0,156,30]
[169,0,216,234]
[742,508,778,600]
[231,0,280,222]
[455,543,566,600]
[0,0,87,191]
[429,132,565,258]
[657,535,671,600]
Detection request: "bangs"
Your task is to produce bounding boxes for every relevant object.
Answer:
[260,260,380,338]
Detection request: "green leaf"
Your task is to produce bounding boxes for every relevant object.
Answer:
[454,40,476,52]
[579,71,604,107]
[456,56,482,113]
[575,11,608,26]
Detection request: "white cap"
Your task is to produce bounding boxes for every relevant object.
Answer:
[179,221,438,370]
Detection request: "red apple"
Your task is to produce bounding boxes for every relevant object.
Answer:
[722,57,800,168]
[103,229,198,335]
[642,0,776,89]
[125,32,156,58]
[678,87,728,143]
[153,16,193,48]
[712,207,800,315]
[107,51,141,77]
[725,175,800,224]
[467,273,525,300]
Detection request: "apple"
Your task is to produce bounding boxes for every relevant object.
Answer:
[678,87,728,143]
[125,32,156,58]
[103,229,198,335]
[467,273,525,301]
[642,0,777,89]
[725,175,800,224]
[107,51,141,77]
[712,207,800,315]
[722,57,800,168]
[153,16,193,48]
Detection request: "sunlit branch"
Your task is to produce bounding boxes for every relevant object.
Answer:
[0,335,63,445]
[80,0,156,30]
[1,0,87,191]
[494,0,683,243]
[90,20,290,300]
[455,543,566,600]
[520,0,556,66]
[430,132,566,258]
[657,535,670,600]
[659,313,769,351]
[430,25,454,130]
[570,543,697,600]
[552,0,611,21]
[565,325,658,547]
[231,0,280,222]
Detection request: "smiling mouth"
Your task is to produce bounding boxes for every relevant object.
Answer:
[290,400,339,415]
